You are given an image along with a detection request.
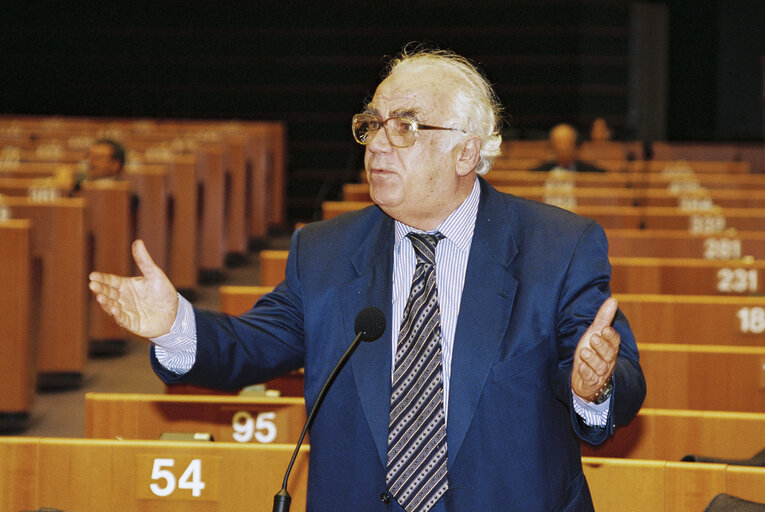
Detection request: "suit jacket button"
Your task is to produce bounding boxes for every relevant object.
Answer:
[380,492,391,504]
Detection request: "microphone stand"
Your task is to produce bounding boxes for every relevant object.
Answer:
[272,330,366,512]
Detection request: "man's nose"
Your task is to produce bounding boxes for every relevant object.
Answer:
[367,125,393,152]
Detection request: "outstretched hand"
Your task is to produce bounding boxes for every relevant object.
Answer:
[571,297,621,402]
[89,239,178,339]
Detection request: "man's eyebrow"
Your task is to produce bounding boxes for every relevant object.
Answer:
[391,108,420,119]
[361,106,421,119]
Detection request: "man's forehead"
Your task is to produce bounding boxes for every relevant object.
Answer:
[369,71,447,116]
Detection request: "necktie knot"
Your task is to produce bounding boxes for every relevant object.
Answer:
[407,231,444,266]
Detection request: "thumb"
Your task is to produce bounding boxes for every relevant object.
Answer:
[590,297,618,334]
[132,239,160,278]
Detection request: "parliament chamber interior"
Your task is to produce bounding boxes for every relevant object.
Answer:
[1,1,765,511]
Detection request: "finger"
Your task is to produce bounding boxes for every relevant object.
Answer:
[581,347,609,377]
[590,297,618,335]
[590,333,619,363]
[600,326,622,350]
[132,239,160,278]
[93,271,127,290]
[577,361,600,388]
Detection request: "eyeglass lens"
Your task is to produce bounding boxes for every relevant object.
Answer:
[354,116,416,148]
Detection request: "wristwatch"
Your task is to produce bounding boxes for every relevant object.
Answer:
[592,380,614,405]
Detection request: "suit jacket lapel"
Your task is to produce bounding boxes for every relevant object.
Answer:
[340,211,395,468]
[447,180,519,468]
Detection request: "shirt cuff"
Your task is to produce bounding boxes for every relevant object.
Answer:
[572,390,610,427]
[151,293,197,375]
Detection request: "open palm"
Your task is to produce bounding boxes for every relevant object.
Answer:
[89,239,178,339]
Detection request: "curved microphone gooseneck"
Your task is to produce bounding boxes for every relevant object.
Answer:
[273,306,386,512]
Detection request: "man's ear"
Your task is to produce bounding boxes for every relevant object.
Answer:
[456,136,482,176]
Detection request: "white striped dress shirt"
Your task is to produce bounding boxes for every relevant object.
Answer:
[391,178,480,419]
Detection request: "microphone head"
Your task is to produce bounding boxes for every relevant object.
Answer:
[354,306,386,342]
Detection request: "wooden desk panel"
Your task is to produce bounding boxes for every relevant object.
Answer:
[85,393,306,445]
[197,143,226,274]
[260,250,289,287]
[5,197,87,377]
[0,220,33,413]
[247,133,269,240]
[164,155,198,291]
[486,169,765,190]
[607,229,765,260]
[582,408,765,461]
[0,437,308,512]
[218,285,274,316]
[582,458,667,512]
[225,135,248,255]
[610,257,765,296]
[2,438,763,512]
[127,166,169,273]
[726,467,765,504]
[638,343,765,412]
[615,293,765,346]
[80,181,131,342]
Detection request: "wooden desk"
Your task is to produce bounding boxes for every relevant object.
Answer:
[0,176,72,198]
[582,408,765,462]
[260,250,289,286]
[486,169,765,190]
[0,437,308,512]
[583,458,765,511]
[80,181,132,347]
[3,197,87,386]
[164,154,198,291]
[616,293,765,346]
[638,343,765,413]
[126,166,169,274]
[219,285,275,315]
[0,220,32,418]
[2,436,762,512]
[196,143,227,279]
[607,229,765,260]
[225,135,248,256]
[610,257,765,296]
[85,393,306,445]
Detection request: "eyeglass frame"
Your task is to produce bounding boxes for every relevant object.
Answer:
[351,113,462,148]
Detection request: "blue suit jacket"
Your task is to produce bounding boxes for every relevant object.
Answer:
[153,178,645,511]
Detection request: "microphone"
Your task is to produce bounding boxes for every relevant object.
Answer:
[273,306,386,512]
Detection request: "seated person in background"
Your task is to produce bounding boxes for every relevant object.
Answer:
[589,117,612,142]
[532,123,606,173]
[72,138,126,193]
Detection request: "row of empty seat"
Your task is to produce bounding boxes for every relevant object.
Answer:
[0,115,286,428]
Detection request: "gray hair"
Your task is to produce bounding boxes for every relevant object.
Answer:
[383,46,503,175]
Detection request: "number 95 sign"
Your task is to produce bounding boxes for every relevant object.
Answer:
[232,411,278,443]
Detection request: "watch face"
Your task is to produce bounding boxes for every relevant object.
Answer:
[594,382,613,404]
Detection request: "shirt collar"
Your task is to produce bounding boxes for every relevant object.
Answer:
[394,178,480,254]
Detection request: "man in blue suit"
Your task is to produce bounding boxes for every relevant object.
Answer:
[90,47,645,511]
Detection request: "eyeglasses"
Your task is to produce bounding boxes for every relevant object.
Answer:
[351,113,461,148]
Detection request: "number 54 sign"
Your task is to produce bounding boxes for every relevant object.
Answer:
[136,455,221,501]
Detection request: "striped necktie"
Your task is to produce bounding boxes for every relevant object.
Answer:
[386,232,448,512]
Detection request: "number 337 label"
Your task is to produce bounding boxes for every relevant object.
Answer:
[136,455,221,501]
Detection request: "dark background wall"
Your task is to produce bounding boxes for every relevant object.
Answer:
[2,1,763,222]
